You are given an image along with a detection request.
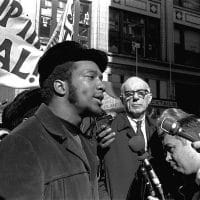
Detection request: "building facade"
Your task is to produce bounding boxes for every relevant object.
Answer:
[1,0,200,118]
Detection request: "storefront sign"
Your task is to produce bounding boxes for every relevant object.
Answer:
[151,99,177,108]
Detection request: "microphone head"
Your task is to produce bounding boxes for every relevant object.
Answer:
[137,151,150,161]
[160,118,181,136]
[96,113,116,129]
[128,134,145,155]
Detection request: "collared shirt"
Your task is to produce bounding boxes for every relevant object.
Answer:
[58,117,83,149]
[127,115,148,151]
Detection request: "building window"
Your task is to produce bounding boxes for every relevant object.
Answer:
[174,25,200,67]
[147,79,175,100]
[78,1,91,48]
[174,0,200,12]
[148,79,157,98]
[39,0,52,39]
[109,9,120,53]
[160,81,167,99]
[122,12,145,56]
[109,8,160,60]
[145,17,160,59]
[39,0,91,47]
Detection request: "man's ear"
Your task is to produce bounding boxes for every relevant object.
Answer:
[53,80,68,96]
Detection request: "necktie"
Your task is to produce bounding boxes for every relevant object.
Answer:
[136,120,145,151]
[136,120,143,135]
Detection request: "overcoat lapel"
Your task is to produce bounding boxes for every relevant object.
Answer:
[145,116,157,142]
[116,113,136,138]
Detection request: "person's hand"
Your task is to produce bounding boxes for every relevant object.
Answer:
[96,124,116,149]
[147,196,159,200]
[0,129,9,142]
[192,141,200,151]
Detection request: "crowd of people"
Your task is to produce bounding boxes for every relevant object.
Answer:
[0,40,200,200]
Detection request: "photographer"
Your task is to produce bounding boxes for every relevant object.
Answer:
[148,108,200,200]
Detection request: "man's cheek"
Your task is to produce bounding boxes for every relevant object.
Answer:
[126,101,132,110]
[81,89,91,100]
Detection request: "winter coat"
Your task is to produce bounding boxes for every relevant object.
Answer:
[0,103,99,200]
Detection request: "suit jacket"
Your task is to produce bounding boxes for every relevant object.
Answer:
[103,112,158,200]
[0,103,99,200]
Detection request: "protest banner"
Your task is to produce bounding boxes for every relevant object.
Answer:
[0,0,43,88]
[46,0,76,49]
[0,0,78,88]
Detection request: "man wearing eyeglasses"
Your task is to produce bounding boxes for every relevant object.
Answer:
[102,76,171,200]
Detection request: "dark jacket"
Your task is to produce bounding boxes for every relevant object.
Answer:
[103,112,158,200]
[0,103,99,200]
[178,175,200,200]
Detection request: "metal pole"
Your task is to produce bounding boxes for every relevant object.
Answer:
[136,46,138,76]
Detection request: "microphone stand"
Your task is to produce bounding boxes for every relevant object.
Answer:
[140,163,156,198]
[138,153,165,200]
[128,136,166,200]
[143,159,165,200]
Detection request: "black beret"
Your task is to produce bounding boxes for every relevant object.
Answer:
[37,41,108,86]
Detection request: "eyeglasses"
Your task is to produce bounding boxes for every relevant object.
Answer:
[123,89,150,99]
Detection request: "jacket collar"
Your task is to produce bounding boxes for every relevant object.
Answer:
[115,113,135,138]
[116,112,132,132]
[35,103,91,170]
[35,103,67,138]
[145,115,157,141]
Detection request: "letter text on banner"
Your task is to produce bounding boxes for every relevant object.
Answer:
[0,0,43,88]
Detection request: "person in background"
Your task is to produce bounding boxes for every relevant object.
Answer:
[0,88,41,142]
[102,76,171,200]
[0,41,115,200]
[148,108,200,200]
[1,88,42,131]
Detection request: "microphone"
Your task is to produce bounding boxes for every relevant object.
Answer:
[96,112,116,129]
[160,118,200,142]
[140,165,156,197]
[128,135,165,200]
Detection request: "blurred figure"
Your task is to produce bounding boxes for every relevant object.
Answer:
[1,88,42,131]
[0,88,41,142]
[148,108,200,200]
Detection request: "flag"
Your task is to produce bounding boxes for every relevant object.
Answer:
[0,0,43,88]
[46,0,76,50]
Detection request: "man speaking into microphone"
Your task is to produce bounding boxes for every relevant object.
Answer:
[148,108,200,200]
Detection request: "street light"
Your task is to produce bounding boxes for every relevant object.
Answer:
[132,41,140,76]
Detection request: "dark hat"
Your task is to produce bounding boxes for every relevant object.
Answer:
[37,41,108,86]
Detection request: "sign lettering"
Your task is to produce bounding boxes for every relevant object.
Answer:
[0,38,11,71]
[0,0,22,27]
[0,0,43,88]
